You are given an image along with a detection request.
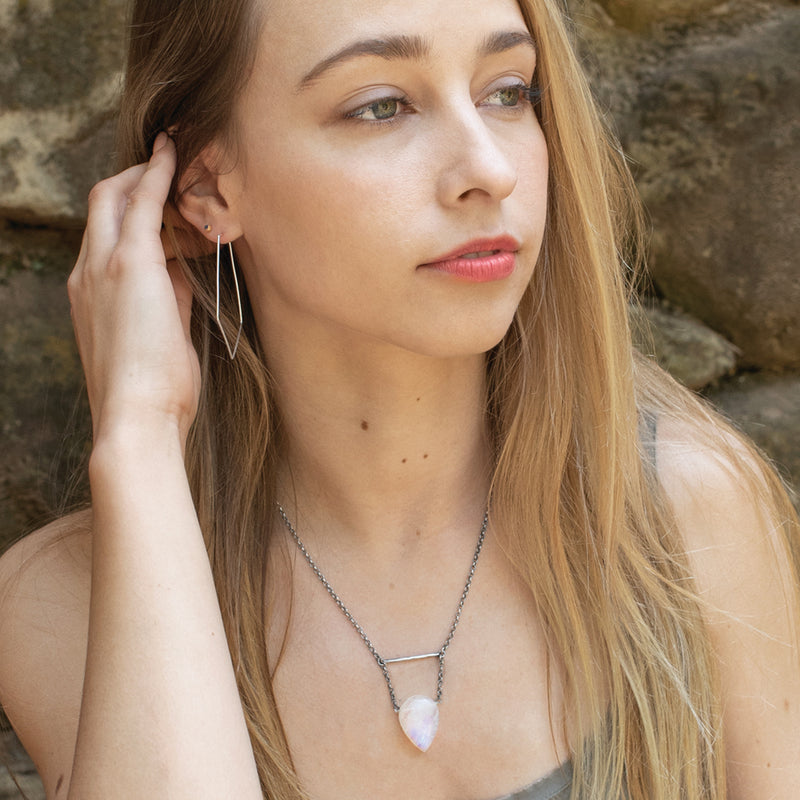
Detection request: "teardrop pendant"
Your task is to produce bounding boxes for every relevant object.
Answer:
[398,695,440,752]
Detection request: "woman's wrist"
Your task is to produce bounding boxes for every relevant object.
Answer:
[89,415,189,482]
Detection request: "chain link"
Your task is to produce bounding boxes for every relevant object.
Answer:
[276,505,488,713]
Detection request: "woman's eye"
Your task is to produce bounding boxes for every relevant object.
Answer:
[346,97,404,122]
[485,84,537,109]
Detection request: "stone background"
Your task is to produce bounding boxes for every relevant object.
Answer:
[0,0,798,795]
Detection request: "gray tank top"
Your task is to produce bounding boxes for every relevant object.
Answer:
[495,761,572,800]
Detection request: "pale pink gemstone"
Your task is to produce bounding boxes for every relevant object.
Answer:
[398,695,439,752]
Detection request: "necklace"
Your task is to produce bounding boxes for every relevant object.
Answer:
[276,505,488,752]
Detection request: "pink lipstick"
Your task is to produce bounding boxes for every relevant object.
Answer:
[419,236,520,282]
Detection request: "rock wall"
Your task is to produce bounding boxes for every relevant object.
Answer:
[0,0,798,553]
[572,0,800,370]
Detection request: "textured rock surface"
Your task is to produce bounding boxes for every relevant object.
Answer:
[632,12,800,369]
[571,0,800,370]
[633,303,739,390]
[0,226,90,549]
[594,0,724,30]
[706,373,800,507]
[0,0,128,225]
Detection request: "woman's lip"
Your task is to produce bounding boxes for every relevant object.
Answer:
[419,236,520,282]
[423,236,521,264]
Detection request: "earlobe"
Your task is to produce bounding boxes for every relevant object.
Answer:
[176,150,244,244]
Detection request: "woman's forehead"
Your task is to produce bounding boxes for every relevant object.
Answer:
[255,0,531,76]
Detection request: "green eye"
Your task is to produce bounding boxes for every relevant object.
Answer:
[346,97,404,122]
[368,99,399,119]
[496,86,522,106]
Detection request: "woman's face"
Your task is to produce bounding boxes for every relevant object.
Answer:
[220,0,548,360]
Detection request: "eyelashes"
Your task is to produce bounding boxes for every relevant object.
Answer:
[520,84,542,105]
[343,82,541,125]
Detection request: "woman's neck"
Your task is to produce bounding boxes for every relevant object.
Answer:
[265,327,492,558]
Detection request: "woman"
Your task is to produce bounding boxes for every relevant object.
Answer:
[0,0,798,798]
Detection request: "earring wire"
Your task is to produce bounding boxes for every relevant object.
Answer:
[215,235,243,359]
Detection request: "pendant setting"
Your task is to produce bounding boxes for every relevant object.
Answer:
[398,695,439,752]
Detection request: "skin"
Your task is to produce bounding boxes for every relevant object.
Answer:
[0,0,798,797]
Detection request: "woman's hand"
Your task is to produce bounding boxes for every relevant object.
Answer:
[68,133,201,446]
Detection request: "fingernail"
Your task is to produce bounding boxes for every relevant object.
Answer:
[153,132,168,153]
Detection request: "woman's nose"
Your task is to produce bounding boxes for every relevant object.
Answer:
[434,105,519,207]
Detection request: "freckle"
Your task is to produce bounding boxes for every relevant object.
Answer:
[361,420,369,431]
[416,530,421,537]
[56,776,64,792]
[784,699,790,712]
[401,458,407,464]
[423,453,429,459]
[416,397,421,402]
[389,582,395,590]
[767,762,772,768]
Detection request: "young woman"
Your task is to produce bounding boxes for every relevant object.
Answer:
[0,0,798,798]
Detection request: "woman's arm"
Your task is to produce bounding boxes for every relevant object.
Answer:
[657,417,800,799]
[0,135,261,799]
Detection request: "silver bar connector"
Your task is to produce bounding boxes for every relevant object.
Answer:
[383,652,441,665]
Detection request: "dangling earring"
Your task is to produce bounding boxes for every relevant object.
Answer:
[215,234,243,359]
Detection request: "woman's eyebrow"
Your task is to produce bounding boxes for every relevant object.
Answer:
[295,29,536,92]
[296,35,430,91]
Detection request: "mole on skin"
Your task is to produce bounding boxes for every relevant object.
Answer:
[360,420,369,431]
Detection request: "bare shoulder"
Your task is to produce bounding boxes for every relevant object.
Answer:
[654,414,800,799]
[654,413,796,599]
[0,510,93,795]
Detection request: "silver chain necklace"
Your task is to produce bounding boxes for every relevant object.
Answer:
[276,505,488,752]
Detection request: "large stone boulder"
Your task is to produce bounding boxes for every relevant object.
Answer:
[0,0,128,225]
[706,372,800,509]
[594,0,723,30]
[632,303,739,390]
[569,1,800,370]
[598,0,736,30]
[0,226,89,552]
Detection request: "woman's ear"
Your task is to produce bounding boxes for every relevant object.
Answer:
[176,147,244,244]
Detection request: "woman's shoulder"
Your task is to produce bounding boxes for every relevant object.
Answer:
[652,409,796,628]
[0,510,93,792]
[0,509,93,610]
[653,412,800,797]
[652,410,794,551]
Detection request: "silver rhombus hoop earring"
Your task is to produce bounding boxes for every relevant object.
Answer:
[215,234,243,359]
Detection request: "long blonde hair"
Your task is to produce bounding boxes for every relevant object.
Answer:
[117,1,799,797]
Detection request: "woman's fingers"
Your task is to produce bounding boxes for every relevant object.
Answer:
[117,133,177,257]
[80,163,149,264]
[74,135,176,290]
[69,137,176,315]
